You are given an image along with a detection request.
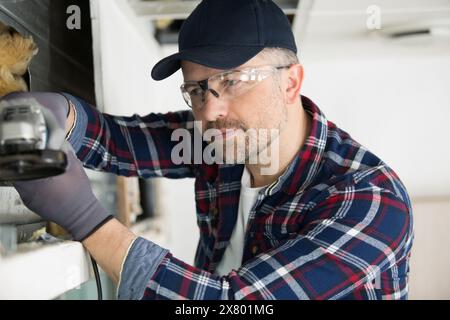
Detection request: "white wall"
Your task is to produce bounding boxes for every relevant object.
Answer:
[298,0,450,198]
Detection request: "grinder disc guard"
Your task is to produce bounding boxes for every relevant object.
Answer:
[0,149,67,182]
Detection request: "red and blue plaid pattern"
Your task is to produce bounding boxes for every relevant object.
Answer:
[68,94,413,300]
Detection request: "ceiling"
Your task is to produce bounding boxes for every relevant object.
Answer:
[129,0,300,20]
[127,0,450,46]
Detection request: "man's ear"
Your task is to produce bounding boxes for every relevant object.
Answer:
[284,64,304,105]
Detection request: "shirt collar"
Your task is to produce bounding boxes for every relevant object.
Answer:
[265,95,328,196]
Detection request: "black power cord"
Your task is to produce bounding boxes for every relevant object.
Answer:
[90,255,103,300]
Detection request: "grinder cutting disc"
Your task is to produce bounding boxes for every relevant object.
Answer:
[0,149,67,182]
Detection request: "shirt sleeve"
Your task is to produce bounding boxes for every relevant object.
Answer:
[117,183,413,300]
[117,237,169,300]
[61,92,196,179]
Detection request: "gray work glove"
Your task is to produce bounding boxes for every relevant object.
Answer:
[13,144,113,241]
[1,92,69,129]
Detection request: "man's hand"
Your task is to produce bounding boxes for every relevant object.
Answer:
[13,145,113,241]
[13,145,136,283]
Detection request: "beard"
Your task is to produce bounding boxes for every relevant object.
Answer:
[206,84,288,165]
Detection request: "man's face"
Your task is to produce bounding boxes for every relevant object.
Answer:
[181,54,288,164]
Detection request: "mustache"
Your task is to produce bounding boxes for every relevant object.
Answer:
[206,119,247,131]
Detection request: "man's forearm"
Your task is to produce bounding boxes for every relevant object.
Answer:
[82,218,137,283]
[65,99,76,138]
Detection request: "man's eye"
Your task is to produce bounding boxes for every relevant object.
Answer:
[188,88,203,96]
[224,80,241,87]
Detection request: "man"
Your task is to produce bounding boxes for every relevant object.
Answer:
[4,0,413,299]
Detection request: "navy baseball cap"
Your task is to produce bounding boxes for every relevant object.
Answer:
[151,0,297,81]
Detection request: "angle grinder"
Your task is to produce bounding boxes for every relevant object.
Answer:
[0,98,68,182]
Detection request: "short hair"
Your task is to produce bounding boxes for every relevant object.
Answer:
[258,47,299,66]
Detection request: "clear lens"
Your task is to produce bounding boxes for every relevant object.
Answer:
[180,83,202,107]
[209,69,273,100]
[181,87,193,107]
[180,65,289,109]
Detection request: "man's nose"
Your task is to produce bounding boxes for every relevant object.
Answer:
[200,91,229,121]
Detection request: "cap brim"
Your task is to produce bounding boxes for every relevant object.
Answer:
[151,45,264,81]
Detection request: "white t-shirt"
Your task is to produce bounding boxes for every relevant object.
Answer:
[215,167,266,276]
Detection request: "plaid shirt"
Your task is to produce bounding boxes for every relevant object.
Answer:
[66,93,413,300]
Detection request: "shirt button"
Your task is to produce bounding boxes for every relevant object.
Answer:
[252,245,258,255]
